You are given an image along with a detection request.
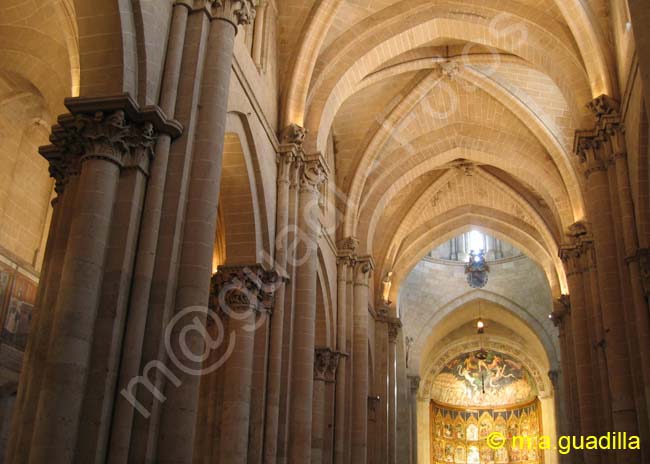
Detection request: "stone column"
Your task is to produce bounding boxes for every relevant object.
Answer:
[560,238,600,464]
[6,170,77,464]
[408,376,420,464]
[276,133,303,464]
[322,351,340,464]
[388,318,400,464]
[610,135,650,433]
[312,348,331,464]
[575,102,640,457]
[396,331,411,463]
[628,0,650,118]
[374,307,390,464]
[582,254,614,436]
[334,238,356,464]
[156,3,257,462]
[287,154,328,463]
[344,262,355,464]
[107,3,187,459]
[351,256,374,464]
[211,266,272,464]
[26,97,169,464]
[264,131,302,464]
[551,297,581,437]
[251,0,267,68]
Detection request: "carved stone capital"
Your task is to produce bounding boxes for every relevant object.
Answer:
[574,132,608,177]
[559,243,583,276]
[328,352,342,383]
[337,237,359,267]
[387,320,401,344]
[300,153,328,194]
[567,221,590,238]
[210,0,257,27]
[280,123,307,146]
[548,370,560,389]
[561,222,596,275]
[337,236,359,254]
[551,295,570,327]
[575,96,626,177]
[587,94,619,118]
[409,376,421,394]
[276,148,298,186]
[39,95,182,193]
[211,264,278,316]
[314,348,339,382]
[367,395,380,420]
[376,302,391,319]
[354,256,375,286]
[626,248,650,297]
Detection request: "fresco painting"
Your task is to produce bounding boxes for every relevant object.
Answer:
[431,350,537,408]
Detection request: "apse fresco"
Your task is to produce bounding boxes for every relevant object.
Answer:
[431,401,543,464]
[431,350,537,408]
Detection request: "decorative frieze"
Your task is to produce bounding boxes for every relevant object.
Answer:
[39,95,182,193]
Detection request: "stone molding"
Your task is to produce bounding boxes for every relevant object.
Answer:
[39,94,182,193]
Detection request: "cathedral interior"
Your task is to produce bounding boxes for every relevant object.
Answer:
[0,0,649,463]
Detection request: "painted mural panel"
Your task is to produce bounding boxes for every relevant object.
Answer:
[1,270,37,350]
[431,350,537,408]
[0,261,13,310]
